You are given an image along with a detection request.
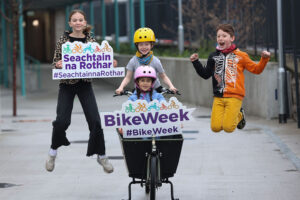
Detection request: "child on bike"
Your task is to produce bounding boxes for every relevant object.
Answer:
[190,24,271,133]
[46,9,113,173]
[115,27,177,94]
[118,65,165,135]
[129,65,165,102]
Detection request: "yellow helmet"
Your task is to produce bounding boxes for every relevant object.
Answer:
[133,27,156,43]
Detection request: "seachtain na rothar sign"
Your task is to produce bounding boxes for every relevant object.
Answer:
[52,40,124,80]
[100,97,195,138]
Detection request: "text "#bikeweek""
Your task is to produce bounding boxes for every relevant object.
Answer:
[52,41,125,80]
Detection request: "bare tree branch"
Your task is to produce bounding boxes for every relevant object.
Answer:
[162,0,266,50]
[0,0,13,23]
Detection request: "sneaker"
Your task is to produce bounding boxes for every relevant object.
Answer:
[97,157,114,173]
[237,108,246,129]
[45,154,56,172]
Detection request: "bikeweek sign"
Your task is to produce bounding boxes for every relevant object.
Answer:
[52,41,125,79]
[100,97,195,138]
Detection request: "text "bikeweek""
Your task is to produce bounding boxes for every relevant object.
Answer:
[104,109,190,127]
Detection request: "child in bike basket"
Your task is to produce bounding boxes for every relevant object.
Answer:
[118,65,165,135]
[129,65,165,102]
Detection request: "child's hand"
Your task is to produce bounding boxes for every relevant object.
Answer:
[261,51,271,58]
[56,60,62,69]
[118,128,123,135]
[115,88,123,95]
[169,86,177,93]
[113,59,118,68]
[190,53,199,62]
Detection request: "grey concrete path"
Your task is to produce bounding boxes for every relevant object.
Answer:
[1,66,300,200]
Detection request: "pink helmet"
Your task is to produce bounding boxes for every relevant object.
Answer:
[134,66,157,88]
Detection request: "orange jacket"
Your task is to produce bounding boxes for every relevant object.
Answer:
[192,48,270,100]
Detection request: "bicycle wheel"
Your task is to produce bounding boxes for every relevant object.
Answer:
[150,156,157,200]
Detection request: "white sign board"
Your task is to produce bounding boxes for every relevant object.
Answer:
[52,41,124,79]
[100,97,195,138]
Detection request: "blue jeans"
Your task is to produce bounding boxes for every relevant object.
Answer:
[51,80,105,156]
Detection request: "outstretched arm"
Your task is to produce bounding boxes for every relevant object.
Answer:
[244,51,271,74]
[190,53,214,79]
[115,70,133,94]
[159,73,177,93]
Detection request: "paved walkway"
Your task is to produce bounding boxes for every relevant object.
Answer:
[1,66,300,200]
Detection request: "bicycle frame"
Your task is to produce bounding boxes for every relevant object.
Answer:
[114,88,182,200]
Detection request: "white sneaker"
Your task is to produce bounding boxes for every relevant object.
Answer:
[45,154,56,172]
[97,157,114,173]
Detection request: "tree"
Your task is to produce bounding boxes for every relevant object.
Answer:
[181,0,209,49]
[169,0,266,50]
[207,0,265,48]
[0,0,24,116]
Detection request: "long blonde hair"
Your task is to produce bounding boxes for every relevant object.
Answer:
[68,9,92,34]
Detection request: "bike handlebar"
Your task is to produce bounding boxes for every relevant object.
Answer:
[113,88,181,97]
[113,90,133,97]
[160,88,181,96]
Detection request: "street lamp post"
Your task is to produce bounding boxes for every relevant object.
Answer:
[276,0,287,123]
[178,0,184,54]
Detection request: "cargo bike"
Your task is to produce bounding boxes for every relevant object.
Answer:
[114,89,184,200]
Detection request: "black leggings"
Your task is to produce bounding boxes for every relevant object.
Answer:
[51,81,105,156]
